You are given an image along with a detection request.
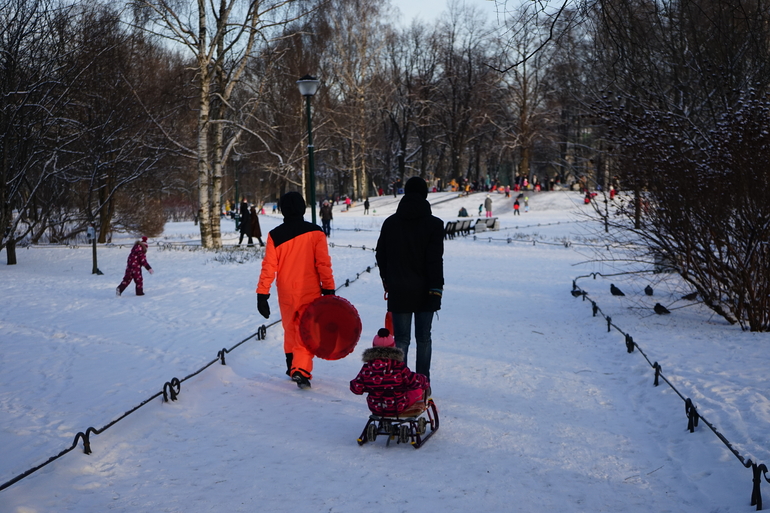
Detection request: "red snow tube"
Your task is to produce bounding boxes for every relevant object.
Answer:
[299,295,362,360]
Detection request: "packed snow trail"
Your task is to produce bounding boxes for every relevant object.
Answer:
[1,192,765,512]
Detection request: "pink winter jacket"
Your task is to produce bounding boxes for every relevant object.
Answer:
[350,346,429,416]
[127,242,151,271]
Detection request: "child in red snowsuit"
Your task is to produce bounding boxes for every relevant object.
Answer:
[117,237,153,296]
[350,328,430,416]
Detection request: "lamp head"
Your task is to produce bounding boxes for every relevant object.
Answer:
[297,75,320,97]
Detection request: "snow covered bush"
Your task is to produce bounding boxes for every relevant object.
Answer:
[596,92,770,331]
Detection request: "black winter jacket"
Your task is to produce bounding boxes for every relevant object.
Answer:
[239,202,251,234]
[376,194,444,313]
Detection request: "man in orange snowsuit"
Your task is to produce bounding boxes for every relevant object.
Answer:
[256,192,335,389]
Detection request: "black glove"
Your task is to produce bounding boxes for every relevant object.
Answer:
[257,293,270,318]
[425,290,442,312]
[321,288,335,296]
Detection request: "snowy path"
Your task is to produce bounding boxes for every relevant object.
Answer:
[1,192,766,512]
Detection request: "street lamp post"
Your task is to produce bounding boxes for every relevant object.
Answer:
[232,153,241,230]
[297,74,320,225]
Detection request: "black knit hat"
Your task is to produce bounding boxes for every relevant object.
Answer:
[404,177,428,198]
[281,191,306,219]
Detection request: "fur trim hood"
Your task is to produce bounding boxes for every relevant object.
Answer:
[362,346,404,363]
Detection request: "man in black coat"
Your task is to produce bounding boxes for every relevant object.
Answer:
[376,176,444,382]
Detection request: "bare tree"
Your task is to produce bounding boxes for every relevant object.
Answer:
[63,4,190,244]
[494,2,560,187]
[0,0,82,264]
[431,4,499,185]
[320,0,386,200]
[130,0,309,247]
[588,0,770,330]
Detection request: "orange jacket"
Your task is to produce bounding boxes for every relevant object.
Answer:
[257,222,334,301]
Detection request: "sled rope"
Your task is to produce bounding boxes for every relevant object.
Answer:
[0,261,377,493]
[572,272,770,510]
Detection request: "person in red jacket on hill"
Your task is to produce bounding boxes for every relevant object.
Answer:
[116,237,153,296]
[350,328,430,416]
[256,191,335,389]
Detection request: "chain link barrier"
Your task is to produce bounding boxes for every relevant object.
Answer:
[0,257,378,493]
[571,272,770,510]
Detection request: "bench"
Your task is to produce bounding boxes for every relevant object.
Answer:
[444,219,476,239]
[474,217,499,232]
[444,221,457,240]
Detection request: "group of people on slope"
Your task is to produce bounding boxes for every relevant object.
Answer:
[256,177,444,416]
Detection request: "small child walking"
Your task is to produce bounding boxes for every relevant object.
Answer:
[350,328,430,416]
[117,237,153,296]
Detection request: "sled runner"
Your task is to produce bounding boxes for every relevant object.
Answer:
[357,398,439,449]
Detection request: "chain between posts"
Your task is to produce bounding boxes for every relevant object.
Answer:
[571,273,770,510]
[0,261,377,493]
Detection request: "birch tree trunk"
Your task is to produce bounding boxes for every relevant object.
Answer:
[196,0,213,248]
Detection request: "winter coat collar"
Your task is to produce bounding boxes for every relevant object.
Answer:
[362,346,404,362]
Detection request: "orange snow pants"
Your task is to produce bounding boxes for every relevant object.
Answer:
[278,293,319,379]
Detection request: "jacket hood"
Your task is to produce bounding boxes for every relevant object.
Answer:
[281,191,306,219]
[395,193,432,220]
[362,346,404,363]
[404,176,428,198]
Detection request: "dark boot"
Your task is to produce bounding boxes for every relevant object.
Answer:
[136,288,144,296]
[285,353,293,376]
[291,372,311,389]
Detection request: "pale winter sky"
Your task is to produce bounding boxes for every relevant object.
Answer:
[389,0,502,26]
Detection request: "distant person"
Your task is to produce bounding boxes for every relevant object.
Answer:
[458,206,468,217]
[524,196,529,213]
[256,192,335,389]
[116,237,153,296]
[320,200,333,237]
[376,177,444,382]
[364,198,370,215]
[484,195,493,217]
[513,199,520,215]
[249,205,264,246]
[238,198,252,245]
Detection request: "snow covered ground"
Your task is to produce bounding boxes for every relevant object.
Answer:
[1,189,769,512]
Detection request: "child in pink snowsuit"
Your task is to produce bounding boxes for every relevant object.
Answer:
[117,237,153,296]
[350,328,430,416]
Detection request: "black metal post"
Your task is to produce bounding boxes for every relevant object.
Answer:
[305,95,317,225]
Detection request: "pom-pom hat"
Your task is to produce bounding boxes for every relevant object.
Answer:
[372,328,395,347]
